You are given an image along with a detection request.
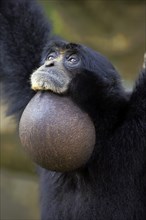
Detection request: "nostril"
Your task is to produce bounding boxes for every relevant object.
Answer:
[45,62,54,68]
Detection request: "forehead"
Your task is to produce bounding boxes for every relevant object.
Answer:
[47,41,81,53]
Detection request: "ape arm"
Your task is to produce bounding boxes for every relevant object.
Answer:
[107,61,146,176]
[0,0,51,118]
[128,57,146,117]
[123,55,146,128]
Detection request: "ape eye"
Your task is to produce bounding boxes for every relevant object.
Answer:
[47,52,57,60]
[66,54,79,65]
[48,55,54,60]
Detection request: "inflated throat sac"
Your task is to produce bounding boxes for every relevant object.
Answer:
[19,92,95,172]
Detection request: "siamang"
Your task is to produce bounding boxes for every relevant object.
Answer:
[0,0,146,220]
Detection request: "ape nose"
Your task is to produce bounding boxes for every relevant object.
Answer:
[45,62,54,68]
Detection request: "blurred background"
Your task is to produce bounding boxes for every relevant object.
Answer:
[0,0,145,219]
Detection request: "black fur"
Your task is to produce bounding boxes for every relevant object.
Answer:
[0,0,146,219]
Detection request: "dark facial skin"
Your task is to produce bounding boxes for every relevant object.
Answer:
[31,48,81,94]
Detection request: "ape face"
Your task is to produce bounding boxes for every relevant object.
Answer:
[31,41,121,96]
[31,42,82,94]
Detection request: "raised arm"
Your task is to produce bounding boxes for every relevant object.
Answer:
[128,53,146,117]
[107,55,146,176]
[0,0,51,118]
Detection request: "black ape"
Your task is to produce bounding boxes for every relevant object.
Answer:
[0,0,146,220]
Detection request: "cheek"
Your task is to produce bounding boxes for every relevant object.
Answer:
[64,64,81,76]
